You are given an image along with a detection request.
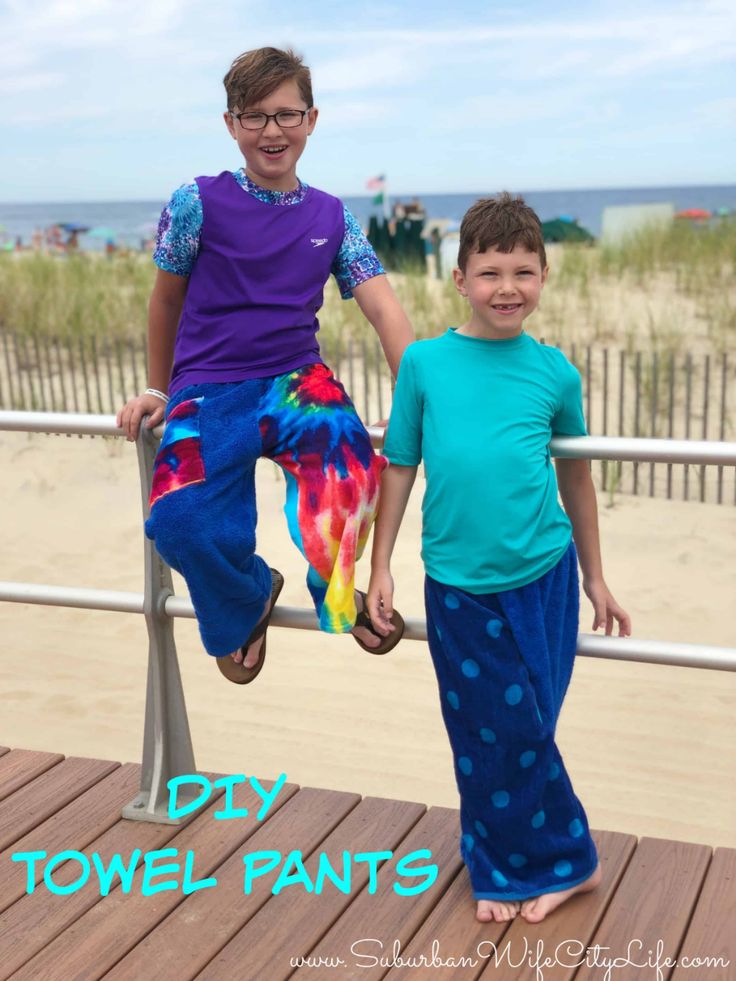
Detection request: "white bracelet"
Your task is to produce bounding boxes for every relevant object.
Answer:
[145,387,170,404]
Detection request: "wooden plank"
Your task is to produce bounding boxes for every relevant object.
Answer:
[0,762,139,915]
[0,779,227,981]
[670,847,736,980]
[0,756,118,852]
[10,776,300,981]
[574,837,712,981]
[198,796,426,981]
[0,749,64,803]
[291,806,464,980]
[476,830,637,981]
[107,786,362,981]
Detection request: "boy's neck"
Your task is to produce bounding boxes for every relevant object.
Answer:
[243,166,300,194]
[456,318,525,341]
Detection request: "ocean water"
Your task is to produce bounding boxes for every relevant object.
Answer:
[1,184,734,251]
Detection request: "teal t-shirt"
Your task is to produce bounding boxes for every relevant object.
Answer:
[383,329,586,593]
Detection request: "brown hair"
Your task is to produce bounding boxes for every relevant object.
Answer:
[457,192,547,271]
[223,46,312,112]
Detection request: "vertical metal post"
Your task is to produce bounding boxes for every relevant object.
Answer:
[122,423,198,824]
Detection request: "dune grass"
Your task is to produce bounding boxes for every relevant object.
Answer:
[0,218,734,358]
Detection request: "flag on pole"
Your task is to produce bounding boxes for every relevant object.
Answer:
[365,174,388,211]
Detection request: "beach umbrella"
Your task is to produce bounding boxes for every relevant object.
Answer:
[675,209,711,220]
[540,219,594,244]
[59,222,91,233]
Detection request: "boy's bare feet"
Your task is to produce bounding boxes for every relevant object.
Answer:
[351,589,381,649]
[476,900,521,923]
[520,863,602,923]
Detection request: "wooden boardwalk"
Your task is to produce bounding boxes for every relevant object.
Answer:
[0,747,733,980]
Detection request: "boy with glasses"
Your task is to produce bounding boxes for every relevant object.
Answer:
[118,46,412,682]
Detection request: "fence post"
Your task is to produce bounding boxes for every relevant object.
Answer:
[122,422,198,824]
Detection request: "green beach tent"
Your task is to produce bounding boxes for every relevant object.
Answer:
[541,218,595,244]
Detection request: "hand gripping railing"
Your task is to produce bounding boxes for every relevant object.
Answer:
[1,409,735,824]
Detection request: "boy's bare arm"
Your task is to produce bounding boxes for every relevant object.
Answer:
[352,275,415,379]
[117,269,188,441]
[555,458,632,637]
[366,463,418,635]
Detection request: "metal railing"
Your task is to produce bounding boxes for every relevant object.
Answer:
[1,409,735,824]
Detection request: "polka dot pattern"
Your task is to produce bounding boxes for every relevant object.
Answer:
[423,556,590,899]
[486,618,502,638]
[505,684,523,706]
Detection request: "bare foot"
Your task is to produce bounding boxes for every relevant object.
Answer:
[476,899,521,923]
[352,590,381,649]
[230,597,271,669]
[521,864,602,923]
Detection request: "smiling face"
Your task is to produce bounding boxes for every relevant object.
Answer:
[223,78,317,192]
[453,245,548,339]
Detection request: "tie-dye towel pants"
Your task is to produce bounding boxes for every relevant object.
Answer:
[144,363,386,657]
[424,542,599,900]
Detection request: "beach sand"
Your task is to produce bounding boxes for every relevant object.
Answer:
[1,431,734,848]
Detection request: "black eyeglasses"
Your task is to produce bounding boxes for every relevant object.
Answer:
[231,109,311,131]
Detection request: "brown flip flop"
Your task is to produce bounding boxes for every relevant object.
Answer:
[352,589,405,655]
[216,569,284,684]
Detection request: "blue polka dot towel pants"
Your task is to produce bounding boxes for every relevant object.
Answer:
[424,542,599,900]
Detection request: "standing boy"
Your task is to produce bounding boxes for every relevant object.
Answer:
[367,193,631,923]
[117,46,413,682]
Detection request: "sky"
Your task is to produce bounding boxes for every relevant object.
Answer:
[1,0,734,202]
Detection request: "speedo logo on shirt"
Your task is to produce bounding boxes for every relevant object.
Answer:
[310,238,328,247]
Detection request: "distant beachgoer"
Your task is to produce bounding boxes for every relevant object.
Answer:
[32,228,43,251]
[46,225,63,253]
[14,236,23,252]
[406,197,426,222]
[117,45,413,684]
[367,192,631,925]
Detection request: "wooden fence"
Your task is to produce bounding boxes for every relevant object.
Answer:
[0,330,734,505]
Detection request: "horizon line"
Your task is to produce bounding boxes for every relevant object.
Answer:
[1,180,735,209]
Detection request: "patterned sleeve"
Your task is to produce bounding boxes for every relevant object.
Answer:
[152,182,202,277]
[331,206,385,299]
